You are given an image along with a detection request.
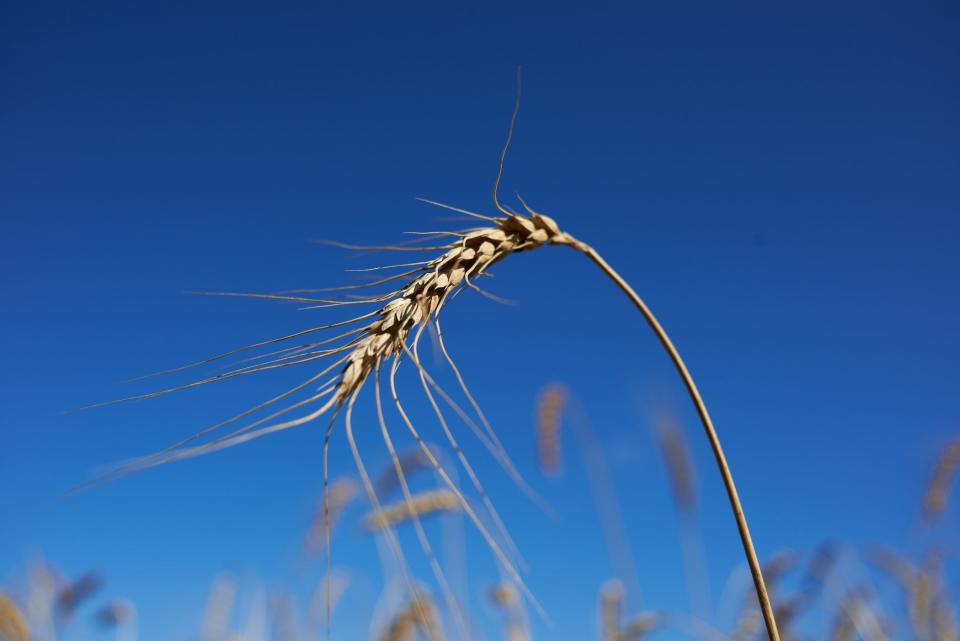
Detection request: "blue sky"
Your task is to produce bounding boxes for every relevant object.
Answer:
[2,1,959,640]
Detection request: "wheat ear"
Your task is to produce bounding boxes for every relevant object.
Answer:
[923,439,960,521]
[0,593,31,641]
[535,385,567,475]
[656,413,711,620]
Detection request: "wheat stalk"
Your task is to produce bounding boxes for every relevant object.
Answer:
[85,69,780,641]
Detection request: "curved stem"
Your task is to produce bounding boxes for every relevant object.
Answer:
[559,235,781,641]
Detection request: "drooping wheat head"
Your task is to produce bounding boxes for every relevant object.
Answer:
[84,69,783,641]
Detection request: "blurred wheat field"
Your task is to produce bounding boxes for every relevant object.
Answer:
[4,3,959,641]
[5,405,960,641]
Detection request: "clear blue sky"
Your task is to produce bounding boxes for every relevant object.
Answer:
[2,2,959,640]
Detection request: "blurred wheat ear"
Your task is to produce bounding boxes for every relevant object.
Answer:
[535,385,567,476]
[0,593,31,641]
[82,68,782,641]
[378,594,443,641]
[923,439,960,521]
